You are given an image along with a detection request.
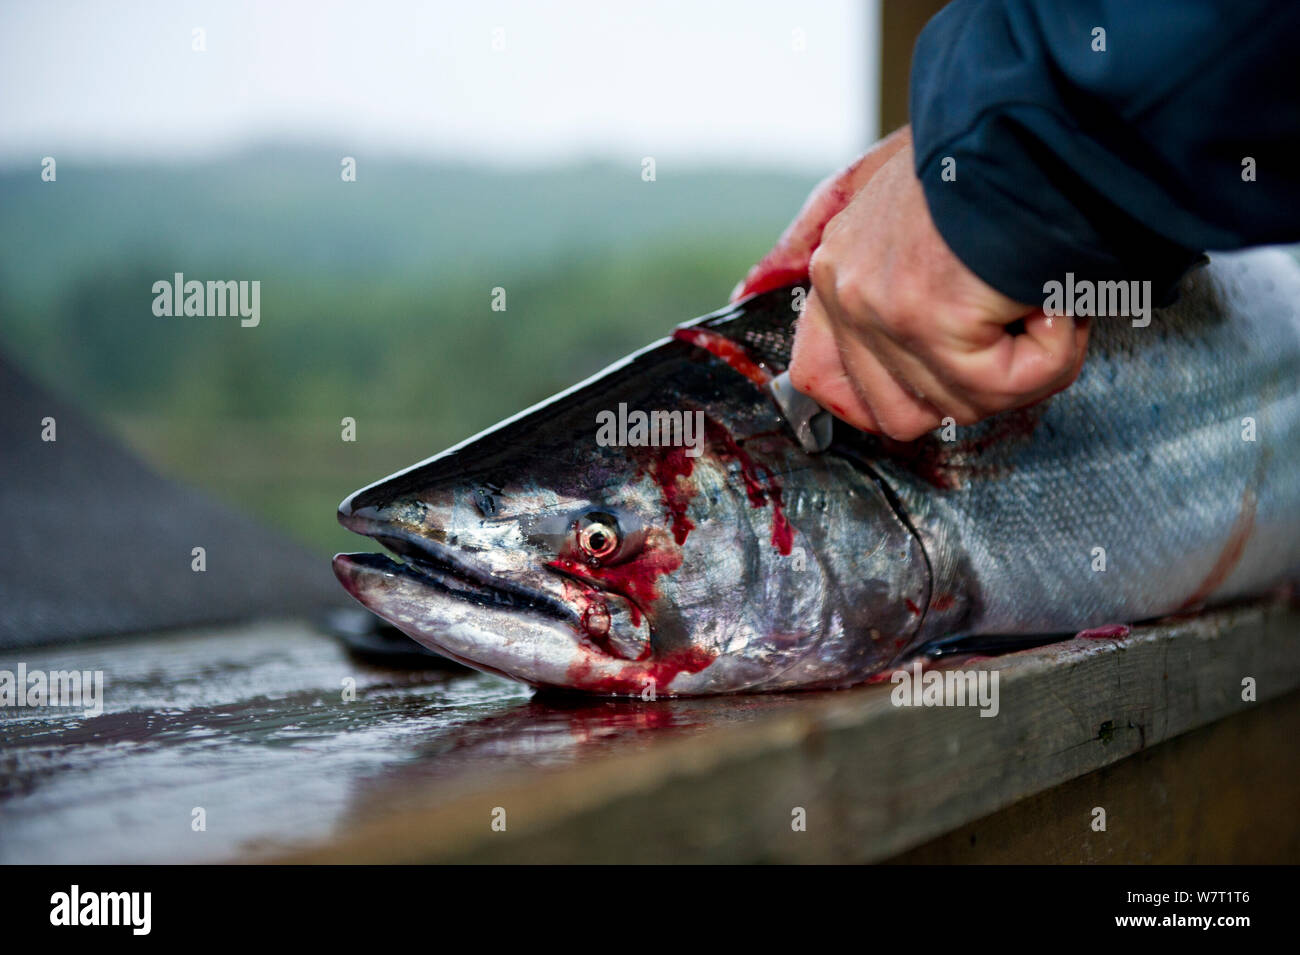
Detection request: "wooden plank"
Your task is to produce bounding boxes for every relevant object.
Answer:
[890,690,1300,863]
[277,600,1300,863]
[0,622,810,863]
[3,600,1297,863]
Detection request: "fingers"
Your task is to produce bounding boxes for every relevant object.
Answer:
[1002,309,1084,397]
[788,291,879,433]
[794,300,1090,441]
[1014,310,1092,400]
[844,325,993,434]
[732,127,912,302]
[792,289,969,441]
[945,310,1091,411]
[832,331,945,440]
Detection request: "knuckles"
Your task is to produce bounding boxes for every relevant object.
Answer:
[807,245,836,293]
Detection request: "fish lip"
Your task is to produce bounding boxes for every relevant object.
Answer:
[331,554,553,686]
[337,510,574,622]
[331,552,568,622]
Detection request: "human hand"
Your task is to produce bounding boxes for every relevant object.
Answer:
[737,128,1090,441]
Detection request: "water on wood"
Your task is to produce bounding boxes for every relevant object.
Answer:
[0,620,822,863]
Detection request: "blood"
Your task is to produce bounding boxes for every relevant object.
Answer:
[639,415,794,555]
[865,651,926,685]
[878,406,1047,490]
[931,593,956,612]
[1075,624,1131,640]
[905,599,922,616]
[704,419,793,555]
[771,503,794,555]
[672,327,774,387]
[1178,488,1256,610]
[736,265,810,300]
[650,445,697,545]
[564,645,718,696]
[548,543,683,630]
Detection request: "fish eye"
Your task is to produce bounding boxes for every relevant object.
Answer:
[577,513,620,562]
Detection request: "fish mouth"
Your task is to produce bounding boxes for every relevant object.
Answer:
[335,510,573,622]
[332,509,667,691]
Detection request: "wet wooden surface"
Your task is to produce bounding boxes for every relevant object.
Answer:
[2,600,1298,863]
[0,621,819,863]
[891,689,1300,863]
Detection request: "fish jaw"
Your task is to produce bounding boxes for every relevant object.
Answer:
[331,552,726,696]
[333,551,582,687]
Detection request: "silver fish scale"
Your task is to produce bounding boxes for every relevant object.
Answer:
[871,250,1300,636]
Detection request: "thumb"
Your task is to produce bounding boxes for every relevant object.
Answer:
[732,126,911,302]
[997,309,1091,400]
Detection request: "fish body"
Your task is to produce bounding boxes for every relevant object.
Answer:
[334,249,1300,696]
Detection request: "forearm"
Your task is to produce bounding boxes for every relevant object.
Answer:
[910,0,1300,305]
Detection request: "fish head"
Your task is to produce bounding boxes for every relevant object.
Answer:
[334,291,928,696]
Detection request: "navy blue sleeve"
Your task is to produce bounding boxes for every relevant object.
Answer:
[909,0,1300,305]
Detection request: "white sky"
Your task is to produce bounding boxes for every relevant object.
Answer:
[0,0,878,170]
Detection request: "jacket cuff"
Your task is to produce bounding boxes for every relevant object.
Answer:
[916,143,1202,308]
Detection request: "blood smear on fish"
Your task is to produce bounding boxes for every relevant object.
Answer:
[672,327,773,387]
[1075,624,1131,640]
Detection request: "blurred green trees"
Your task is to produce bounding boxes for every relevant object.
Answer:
[0,149,814,553]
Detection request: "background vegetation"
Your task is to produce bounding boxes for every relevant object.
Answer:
[0,148,814,554]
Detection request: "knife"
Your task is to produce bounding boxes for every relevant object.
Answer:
[766,370,833,454]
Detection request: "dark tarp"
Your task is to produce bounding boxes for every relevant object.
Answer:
[0,351,346,649]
